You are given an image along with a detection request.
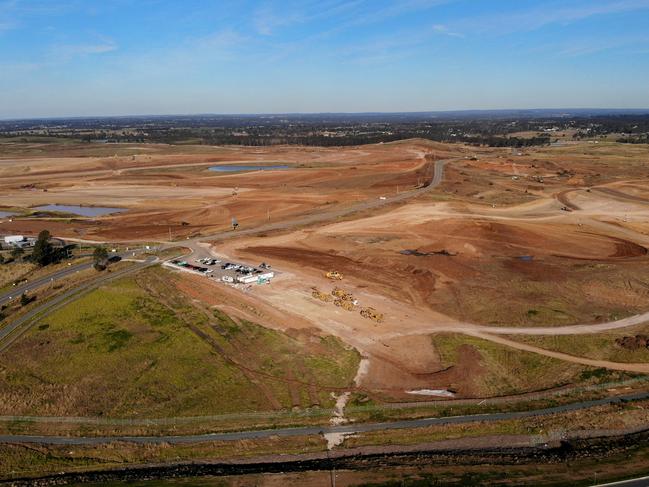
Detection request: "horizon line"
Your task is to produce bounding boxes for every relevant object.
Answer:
[2,107,649,122]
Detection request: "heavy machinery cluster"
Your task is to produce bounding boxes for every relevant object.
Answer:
[310,271,384,323]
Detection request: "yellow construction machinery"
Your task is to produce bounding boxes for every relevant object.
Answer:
[325,271,343,280]
[360,307,384,323]
[331,287,353,300]
[311,287,333,302]
[334,299,355,311]
[331,287,356,311]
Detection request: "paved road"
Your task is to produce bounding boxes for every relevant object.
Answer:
[176,158,448,248]
[0,260,93,307]
[0,256,158,353]
[1,159,446,308]
[1,390,646,445]
[593,475,649,487]
[0,250,144,307]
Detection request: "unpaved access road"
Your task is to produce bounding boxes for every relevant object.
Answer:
[465,331,649,374]
[172,157,649,375]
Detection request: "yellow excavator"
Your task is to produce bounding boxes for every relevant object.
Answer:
[325,271,343,280]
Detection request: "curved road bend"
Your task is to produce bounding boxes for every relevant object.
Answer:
[177,159,449,248]
[0,261,94,307]
[0,159,446,353]
[1,390,647,446]
[0,159,448,303]
[0,256,158,353]
[0,250,145,307]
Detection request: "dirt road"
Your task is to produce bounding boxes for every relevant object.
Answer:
[170,157,649,376]
[465,331,649,373]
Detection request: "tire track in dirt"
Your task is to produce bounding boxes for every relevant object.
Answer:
[295,359,321,408]
[592,187,649,205]
[285,369,302,409]
[555,190,581,210]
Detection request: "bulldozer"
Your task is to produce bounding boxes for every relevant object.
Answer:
[334,298,355,311]
[331,287,353,300]
[311,287,333,303]
[325,271,343,280]
[360,307,384,323]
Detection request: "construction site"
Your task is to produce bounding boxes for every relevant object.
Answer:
[2,136,649,484]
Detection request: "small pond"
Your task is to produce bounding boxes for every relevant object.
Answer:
[209,164,289,172]
[33,205,126,217]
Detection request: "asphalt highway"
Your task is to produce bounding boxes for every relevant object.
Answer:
[0,256,158,353]
[0,260,93,307]
[0,249,145,307]
[177,159,448,247]
[1,390,646,445]
[1,159,447,306]
[593,476,649,487]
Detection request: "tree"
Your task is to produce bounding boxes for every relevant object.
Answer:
[20,292,31,306]
[93,246,109,271]
[32,230,54,266]
[0,253,4,265]
[10,246,24,260]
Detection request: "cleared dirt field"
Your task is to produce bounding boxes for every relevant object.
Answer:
[3,139,649,401]
[0,139,461,241]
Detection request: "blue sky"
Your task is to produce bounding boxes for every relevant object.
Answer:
[1,0,648,118]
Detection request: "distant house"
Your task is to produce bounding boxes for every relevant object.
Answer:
[3,235,34,248]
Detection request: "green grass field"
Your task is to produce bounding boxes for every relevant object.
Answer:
[430,333,594,397]
[507,323,649,364]
[0,266,359,418]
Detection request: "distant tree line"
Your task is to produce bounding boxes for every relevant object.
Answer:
[4,113,648,148]
[616,135,649,144]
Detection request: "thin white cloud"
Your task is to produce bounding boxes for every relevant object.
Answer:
[348,0,453,26]
[51,40,117,60]
[337,21,461,66]
[252,0,358,35]
[432,23,463,38]
[0,0,18,32]
[556,35,649,57]
[456,0,649,35]
[252,0,453,36]
[0,0,86,35]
